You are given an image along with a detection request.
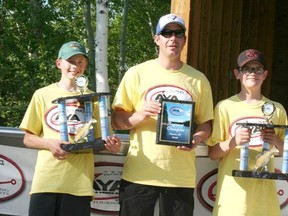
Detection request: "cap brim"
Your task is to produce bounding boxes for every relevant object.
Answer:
[60,51,88,60]
[238,59,265,68]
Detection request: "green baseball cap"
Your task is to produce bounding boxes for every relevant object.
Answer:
[58,41,88,60]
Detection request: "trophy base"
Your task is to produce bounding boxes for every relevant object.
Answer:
[60,139,105,153]
[232,170,288,180]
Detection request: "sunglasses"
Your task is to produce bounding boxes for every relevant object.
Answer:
[239,67,265,75]
[159,29,185,38]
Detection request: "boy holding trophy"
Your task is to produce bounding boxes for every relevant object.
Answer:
[207,49,287,216]
[20,41,121,216]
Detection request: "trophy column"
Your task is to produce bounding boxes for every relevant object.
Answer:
[58,99,69,142]
[99,95,109,138]
[239,143,249,171]
[84,100,95,142]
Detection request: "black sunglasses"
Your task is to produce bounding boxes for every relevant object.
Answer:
[159,29,185,38]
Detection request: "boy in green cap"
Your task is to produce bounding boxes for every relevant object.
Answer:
[20,41,121,216]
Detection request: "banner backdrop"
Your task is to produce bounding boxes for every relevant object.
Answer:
[1,129,288,216]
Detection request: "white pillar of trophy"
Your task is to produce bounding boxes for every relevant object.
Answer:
[239,142,249,171]
[58,99,69,142]
[99,95,109,138]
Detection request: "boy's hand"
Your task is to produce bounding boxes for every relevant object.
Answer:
[104,135,122,153]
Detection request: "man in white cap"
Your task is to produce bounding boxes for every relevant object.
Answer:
[111,14,213,216]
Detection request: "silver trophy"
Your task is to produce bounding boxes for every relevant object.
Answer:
[261,102,275,153]
[52,75,110,153]
[75,75,89,95]
[262,102,275,123]
[253,102,276,171]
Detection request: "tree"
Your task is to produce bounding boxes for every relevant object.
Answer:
[0,0,170,127]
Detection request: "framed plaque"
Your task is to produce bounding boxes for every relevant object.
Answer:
[156,99,195,147]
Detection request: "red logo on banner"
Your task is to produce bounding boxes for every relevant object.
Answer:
[196,168,288,211]
[0,155,25,201]
[196,168,217,211]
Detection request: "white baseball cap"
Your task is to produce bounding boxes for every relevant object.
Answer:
[156,14,186,35]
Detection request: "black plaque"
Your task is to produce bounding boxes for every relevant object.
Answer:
[156,99,195,147]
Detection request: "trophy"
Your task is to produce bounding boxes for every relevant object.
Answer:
[52,75,110,153]
[232,102,288,180]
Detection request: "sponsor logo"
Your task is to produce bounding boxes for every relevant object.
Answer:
[196,168,217,211]
[0,155,25,201]
[145,85,192,101]
[196,168,288,211]
[91,162,123,214]
[230,117,266,148]
[275,168,288,209]
[45,104,87,135]
[170,106,185,116]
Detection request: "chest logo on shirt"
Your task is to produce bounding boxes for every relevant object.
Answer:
[230,117,267,148]
[45,104,86,135]
[145,85,192,101]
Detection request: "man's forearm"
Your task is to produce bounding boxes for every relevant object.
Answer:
[111,110,145,130]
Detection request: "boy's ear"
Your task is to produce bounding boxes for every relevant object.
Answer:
[55,59,61,69]
[233,68,241,80]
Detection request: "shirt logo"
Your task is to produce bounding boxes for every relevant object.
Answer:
[145,85,192,101]
[230,117,267,148]
[45,103,87,135]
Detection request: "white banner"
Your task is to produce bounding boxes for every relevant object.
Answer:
[1,140,288,216]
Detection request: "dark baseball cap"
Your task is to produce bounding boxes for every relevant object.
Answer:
[237,49,266,68]
[58,41,88,60]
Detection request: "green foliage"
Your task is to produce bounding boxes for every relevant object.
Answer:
[0,0,170,127]
[108,0,170,97]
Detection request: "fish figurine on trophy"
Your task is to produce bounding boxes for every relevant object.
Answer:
[232,102,288,180]
[74,118,97,144]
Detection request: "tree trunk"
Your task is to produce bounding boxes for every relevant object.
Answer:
[95,0,109,93]
[119,0,129,83]
[84,0,96,91]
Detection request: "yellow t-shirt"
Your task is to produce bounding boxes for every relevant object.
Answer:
[20,83,101,196]
[207,95,288,216]
[112,59,214,188]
